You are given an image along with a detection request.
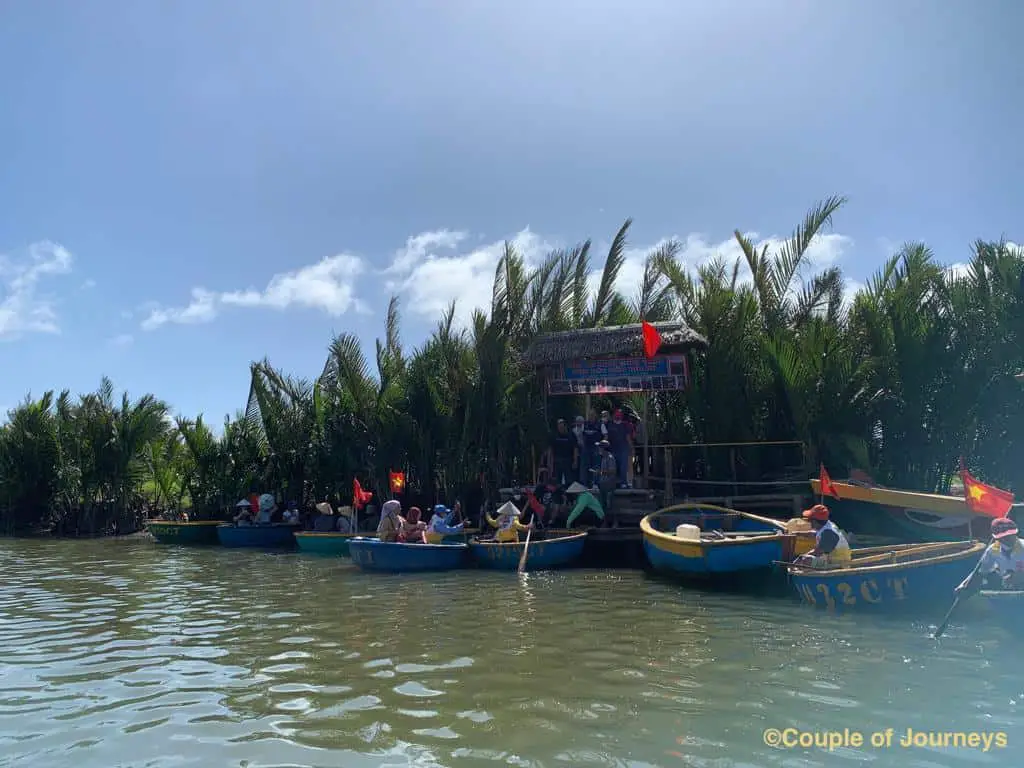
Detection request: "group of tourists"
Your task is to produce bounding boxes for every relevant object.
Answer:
[374,498,538,544]
[548,408,642,491]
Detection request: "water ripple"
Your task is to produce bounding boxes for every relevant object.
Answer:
[0,539,1019,767]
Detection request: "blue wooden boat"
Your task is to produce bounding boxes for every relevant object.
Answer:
[348,537,468,572]
[216,523,299,549]
[640,504,817,578]
[787,540,986,611]
[467,529,587,571]
[294,531,359,556]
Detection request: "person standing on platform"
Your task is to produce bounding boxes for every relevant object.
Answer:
[548,418,577,486]
[581,410,602,487]
[605,409,632,489]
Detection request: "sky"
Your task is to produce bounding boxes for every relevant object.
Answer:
[1,0,1022,425]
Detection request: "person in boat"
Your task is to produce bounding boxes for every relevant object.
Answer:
[485,500,533,543]
[313,502,336,532]
[397,505,427,543]
[255,493,277,524]
[233,498,254,525]
[425,504,465,543]
[956,517,1024,594]
[335,505,354,533]
[376,499,403,542]
[282,501,301,525]
[792,504,851,567]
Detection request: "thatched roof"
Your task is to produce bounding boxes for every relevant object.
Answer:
[522,321,708,367]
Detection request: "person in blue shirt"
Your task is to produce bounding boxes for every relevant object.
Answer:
[425,504,466,543]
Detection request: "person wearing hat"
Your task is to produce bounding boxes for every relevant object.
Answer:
[233,498,254,526]
[425,504,466,544]
[313,501,336,532]
[564,481,605,528]
[376,499,403,542]
[485,500,533,543]
[793,504,851,568]
[957,517,1024,593]
[335,505,354,533]
[255,493,278,525]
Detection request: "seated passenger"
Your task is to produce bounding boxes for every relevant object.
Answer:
[255,493,277,524]
[335,506,354,533]
[233,499,254,526]
[397,506,427,543]
[313,502,336,532]
[793,504,851,568]
[282,501,301,525]
[425,504,465,543]
[376,500,402,542]
[485,500,532,543]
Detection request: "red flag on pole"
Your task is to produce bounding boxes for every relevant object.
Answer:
[959,459,1014,518]
[819,464,838,499]
[389,471,405,494]
[352,478,373,511]
[641,321,662,359]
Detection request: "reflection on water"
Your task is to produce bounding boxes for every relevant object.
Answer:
[0,539,1020,767]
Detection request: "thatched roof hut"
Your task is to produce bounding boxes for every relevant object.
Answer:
[522,321,708,367]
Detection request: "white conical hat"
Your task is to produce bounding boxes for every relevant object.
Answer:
[565,482,588,494]
[495,501,520,518]
[315,502,334,516]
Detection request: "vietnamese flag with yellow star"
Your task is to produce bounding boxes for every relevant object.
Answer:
[959,458,1014,518]
[389,471,405,494]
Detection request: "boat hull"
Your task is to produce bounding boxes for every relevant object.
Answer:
[468,530,587,571]
[348,538,468,572]
[294,532,359,556]
[640,504,816,578]
[788,540,985,611]
[216,523,299,548]
[146,520,222,545]
[809,479,992,543]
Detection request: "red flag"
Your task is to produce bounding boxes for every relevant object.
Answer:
[352,478,373,511]
[819,464,838,499]
[641,321,662,359]
[959,460,1014,518]
[389,471,405,494]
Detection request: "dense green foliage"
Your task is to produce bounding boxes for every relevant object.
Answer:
[1,198,1021,535]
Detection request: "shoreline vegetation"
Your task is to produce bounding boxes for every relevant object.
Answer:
[1,197,1021,538]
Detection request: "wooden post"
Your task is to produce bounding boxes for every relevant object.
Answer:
[730,447,738,497]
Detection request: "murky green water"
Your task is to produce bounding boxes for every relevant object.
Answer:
[0,539,1020,768]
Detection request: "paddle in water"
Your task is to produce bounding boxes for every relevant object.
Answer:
[518,524,533,573]
[933,556,983,638]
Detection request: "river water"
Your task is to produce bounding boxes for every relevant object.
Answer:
[0,539,1019,768]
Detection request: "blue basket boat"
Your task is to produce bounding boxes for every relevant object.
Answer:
[348,537,468,573]
[787,540,986,611]
[216,523,299,549]
[293,532,359,556]
[468,529,587,571]
[640,504,816,578]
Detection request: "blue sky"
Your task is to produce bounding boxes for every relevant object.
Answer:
[1,0,1021,424]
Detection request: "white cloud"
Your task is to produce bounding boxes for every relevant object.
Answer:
[142,254,367,331]
[384,230,468,275]
[0,241,74,339]
[384,228,553,324]
[109,333,134,347]
[142,287,218,330]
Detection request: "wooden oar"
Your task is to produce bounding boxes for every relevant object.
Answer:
[933,555,985,638]
[517,525,533,573]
